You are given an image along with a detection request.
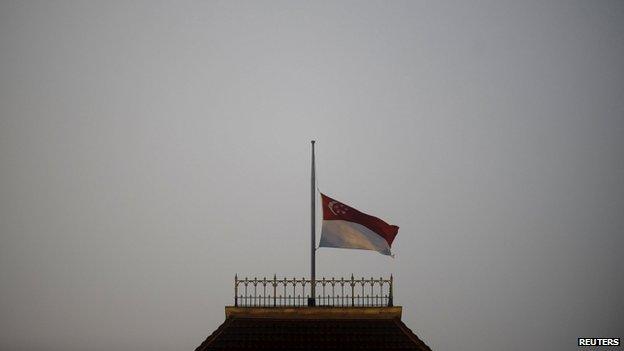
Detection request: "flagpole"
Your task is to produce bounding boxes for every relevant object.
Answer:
[309,140,316,306]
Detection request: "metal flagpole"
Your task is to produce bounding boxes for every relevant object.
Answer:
[309,140,316,306]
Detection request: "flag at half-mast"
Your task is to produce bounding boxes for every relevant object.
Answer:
[319,193,399,256]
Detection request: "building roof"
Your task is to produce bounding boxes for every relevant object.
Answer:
[195,307,432,350]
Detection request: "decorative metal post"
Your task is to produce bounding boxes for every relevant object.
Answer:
[388,274,393,307]
[253,278,257,307]
[350,274,355,307]
[309,140,316,306]
[234,274,238,307]
[272,274,277,307]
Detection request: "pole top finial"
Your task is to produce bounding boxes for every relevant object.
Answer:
[311,140,315,144]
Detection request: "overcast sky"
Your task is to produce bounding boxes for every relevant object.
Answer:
[1,1,623,350]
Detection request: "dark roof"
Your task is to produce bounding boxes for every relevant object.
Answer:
[195,307,432,350]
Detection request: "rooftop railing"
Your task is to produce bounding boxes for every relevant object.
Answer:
[234,274,393,307]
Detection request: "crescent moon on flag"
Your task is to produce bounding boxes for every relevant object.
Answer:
[328,201,339,215]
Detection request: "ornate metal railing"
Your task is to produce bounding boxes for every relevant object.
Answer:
[234,274,393,307]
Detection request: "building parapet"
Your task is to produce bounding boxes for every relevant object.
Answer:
[234,274,393,307]
[225,306,402,319]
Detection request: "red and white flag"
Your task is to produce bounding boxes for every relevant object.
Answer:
[319,193,399,256]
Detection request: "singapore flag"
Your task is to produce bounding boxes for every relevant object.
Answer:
[319,193,399,256]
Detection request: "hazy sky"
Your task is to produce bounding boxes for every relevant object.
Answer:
[1,1,623,350]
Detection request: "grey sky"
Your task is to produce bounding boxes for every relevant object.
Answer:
[1,1,623,350]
